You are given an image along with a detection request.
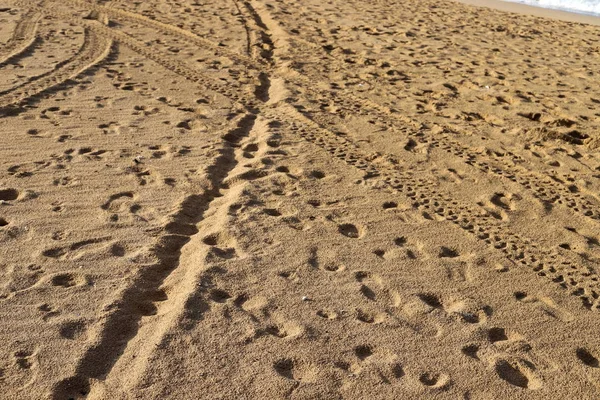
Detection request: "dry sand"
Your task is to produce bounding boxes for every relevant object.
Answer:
[1,0,600,398]
[458,0,600,25]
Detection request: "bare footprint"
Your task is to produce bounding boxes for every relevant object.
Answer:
[513,291,574,322]
[494,358,542,390]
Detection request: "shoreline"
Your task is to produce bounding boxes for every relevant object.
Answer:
[456,0,600,25]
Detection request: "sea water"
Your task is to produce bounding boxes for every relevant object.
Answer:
[505,0,600,16]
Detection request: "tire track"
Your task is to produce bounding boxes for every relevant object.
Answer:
[52,113,261,399]
[231,0,275,65]
[0,8,42,66]
[235,0,600,224]
[0,27,113,113]
[4,1,594,396]
[52,0,265,69]
[263,103,600,311]
[234,1,600,310]
[272,33,600,221]
[43,0,600,225]
[231,0,254,57]
[6,3,262,113]
[32,0,600,310]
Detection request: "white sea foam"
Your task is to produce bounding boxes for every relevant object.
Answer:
[504,0,600,16]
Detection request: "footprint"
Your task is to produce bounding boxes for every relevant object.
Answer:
[235,294,267,313]
[354,345,374,361]
[203,232,238,259]
[209,289,232,303]
[42,238,110,259]
[51,376,90,400]
[514,291,574,322]
[0,188,19,201]
[101,192,134,211]
[263,208,282,217]
[263,321,303,339]
[462,344,480,359]
[273,359,295,379]
[494,358,542,390]
[490,192,518,211]
[309,170,325,179]
[480,192,521,221]
[394,236,407,246]
[416,293,442,309]
[419,372,451,389]
[445,299,490,324]
[53,176,77,187]
[272,359,316,382]
[338,223,362,238]
[38,303,60,320]
[14,349,36,370]
[438,246,459,258]
[355,308,386,324]
[355,271,383,301]
[383,201,398,209]
[135,289,169,317]
[2,264,44,295]
[321,262,345,272]
[576,348,599,368]
[110,243,126,257]
[50,273,87,288]
[488,327,509,343]
[487,327,532,353]
[58,320,87,340]
[316,309,338,320]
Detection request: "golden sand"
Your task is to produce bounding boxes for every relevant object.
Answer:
[1,0,600,398]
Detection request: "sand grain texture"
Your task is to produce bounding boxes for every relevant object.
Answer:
[1,0,600,398]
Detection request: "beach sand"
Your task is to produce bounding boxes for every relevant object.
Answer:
[458,0,600,25]
[1,0,600,398]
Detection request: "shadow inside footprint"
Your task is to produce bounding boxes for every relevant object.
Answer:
[354,345,373,360]
[495,360,537,389]
[439,246,459,258]
[0,188,19,201]
[338,223,361,238]
[273,359,295,380]
[576,348,599,368]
